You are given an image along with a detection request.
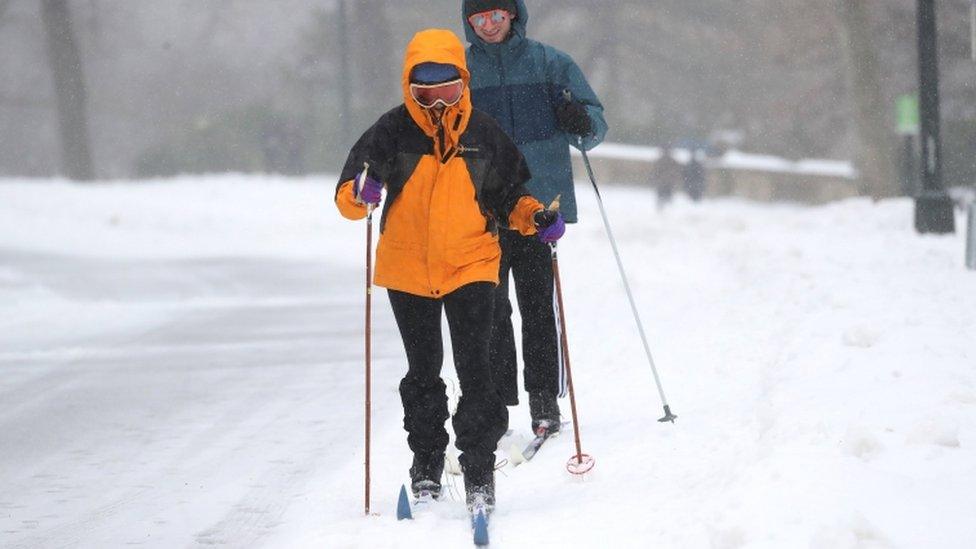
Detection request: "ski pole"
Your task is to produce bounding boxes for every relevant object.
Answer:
[575,132,677,424]
[547,199,595,473]
[551,244,592,473]
[358,162,374,515]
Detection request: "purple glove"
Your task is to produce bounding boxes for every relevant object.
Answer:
[356,172,383,205]
[534,210,565,243]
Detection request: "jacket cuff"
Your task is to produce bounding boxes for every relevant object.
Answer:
[335,180,368,220]
[508,195,544,236]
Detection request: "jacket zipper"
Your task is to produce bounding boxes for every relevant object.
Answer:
[428,119,443,296]
[498,48,516,140]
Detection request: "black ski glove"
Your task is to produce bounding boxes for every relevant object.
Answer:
[534,209,560,227]
[555,101,592,136]
[533,209,565,243]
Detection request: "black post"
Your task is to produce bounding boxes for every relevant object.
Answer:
[914,0,955,233]
[900,134,917,196]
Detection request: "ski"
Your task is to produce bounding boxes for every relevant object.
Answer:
[513,421,570,464]
[396,484,438,521]
[495,428,517,450]
[470,498,490,546]
[520,429,554,461]
[399,483,490,546]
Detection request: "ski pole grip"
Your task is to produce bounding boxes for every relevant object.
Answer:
[358,161,375,214]
[560,89,588,150]
[547,194,561,212]
[356,161,370,197]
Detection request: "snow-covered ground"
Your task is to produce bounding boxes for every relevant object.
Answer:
[1,176,974,548]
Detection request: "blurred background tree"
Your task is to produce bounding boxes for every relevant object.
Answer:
[40,0,94,180]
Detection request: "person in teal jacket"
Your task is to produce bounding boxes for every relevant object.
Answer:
[462,0,608,437]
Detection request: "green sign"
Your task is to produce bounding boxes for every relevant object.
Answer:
[896,94,919,135]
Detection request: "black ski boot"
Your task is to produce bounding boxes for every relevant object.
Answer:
[463,469,495,515]
[529,392,561,436]
[409,452,444,500]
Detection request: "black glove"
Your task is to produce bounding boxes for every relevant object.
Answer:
[555,101,592,136]
[533,209,565,243]
[534,209,559,227]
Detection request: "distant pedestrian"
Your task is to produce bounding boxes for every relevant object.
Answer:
[683,148,707,202]
[653,146,682,208]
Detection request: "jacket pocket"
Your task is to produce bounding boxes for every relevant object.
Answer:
[444,233,500,268]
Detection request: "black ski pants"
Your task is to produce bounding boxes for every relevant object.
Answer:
[489,229,560,406]
[388,282,507,479]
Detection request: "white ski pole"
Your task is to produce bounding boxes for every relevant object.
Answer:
[562,89,677,423]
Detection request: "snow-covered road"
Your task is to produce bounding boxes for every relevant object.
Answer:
[1,177,974,548]
[0,250,403,547]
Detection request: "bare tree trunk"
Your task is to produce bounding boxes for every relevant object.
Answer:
[353,1,395,118]
[336,0,352,145]
[836,0,897,198]
[41,0,94,180]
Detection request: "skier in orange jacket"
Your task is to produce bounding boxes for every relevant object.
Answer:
[335,28,565,513]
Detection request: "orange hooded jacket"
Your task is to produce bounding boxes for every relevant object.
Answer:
[335,29,544,298]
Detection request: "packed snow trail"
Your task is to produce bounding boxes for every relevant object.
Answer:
[1,177,974,548]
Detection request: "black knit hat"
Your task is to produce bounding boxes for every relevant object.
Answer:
[464,0,517,19]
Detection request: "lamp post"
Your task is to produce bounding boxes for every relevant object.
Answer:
[914,0,955,233]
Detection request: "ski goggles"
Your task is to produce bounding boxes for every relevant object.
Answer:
[467,9,509,29]
[409,78,464,109]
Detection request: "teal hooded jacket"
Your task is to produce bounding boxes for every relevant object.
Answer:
[463,0,608,223]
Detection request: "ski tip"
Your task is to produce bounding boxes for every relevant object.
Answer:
[445,448,463,476]
[472,510,489,546]
[396,484,413,521]
[508,443,526,466]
